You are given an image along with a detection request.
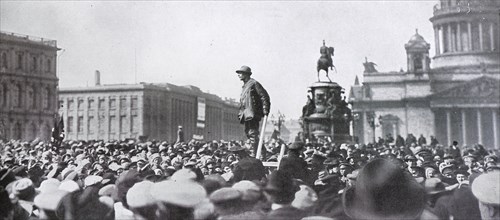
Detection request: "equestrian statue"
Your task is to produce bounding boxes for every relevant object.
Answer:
[316,40,336,82]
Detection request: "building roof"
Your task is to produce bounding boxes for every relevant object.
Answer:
[0,31,58,49]
[59,82,238,106]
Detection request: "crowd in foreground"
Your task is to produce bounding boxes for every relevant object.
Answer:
[0,134,499,220]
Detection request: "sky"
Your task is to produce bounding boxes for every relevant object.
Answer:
[0,1,437,119]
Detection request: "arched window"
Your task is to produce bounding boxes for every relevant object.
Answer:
[1,53,7,69]
[414,55,423,71]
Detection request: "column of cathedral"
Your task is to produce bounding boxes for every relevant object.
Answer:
[493,109,498,149]
[435,19,498,54]
[477,110,483,145]
[461,110,467,145]
[445,110,452,146]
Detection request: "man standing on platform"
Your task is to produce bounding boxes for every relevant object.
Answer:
[236,65,271,157]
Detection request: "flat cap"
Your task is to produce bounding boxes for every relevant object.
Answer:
[151,180,207,208]
[209,187,242,204]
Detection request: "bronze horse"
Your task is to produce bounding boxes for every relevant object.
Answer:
[317,40,336,82]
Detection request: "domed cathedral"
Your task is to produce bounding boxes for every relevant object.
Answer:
[349,0,500,149]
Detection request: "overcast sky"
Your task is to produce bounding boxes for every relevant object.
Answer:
[0,1,437,119]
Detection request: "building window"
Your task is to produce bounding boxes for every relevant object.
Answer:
[99,99,106,110]
[88,99,95,109]
[98,114,106,134]
[120,116,127,133]
[16,53,23,70]
[78,99,84,110]
[131,115,138,133]
[31,56,37,72]
[1,53,7,69]
[131,97,138,109]
[0,84,5,107]
[414,55,423,71]
[67,116,74,133]
[120,98,127,109]
[42,87,51,110]
[77,116,84,133]
[88,116,95,134]
[110,115,116,133]
[27,86,35,109]
[110,98,116,109]
[46,59,51,72]
[67,99,74,110]
[11,84,22,108]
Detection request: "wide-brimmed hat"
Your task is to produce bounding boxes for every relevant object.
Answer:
[12,178,36,200]
[472,171,500,205]
[235,66,252,75]
[288,141,304,150]
[264,170,299,194]
[342,158,425,219]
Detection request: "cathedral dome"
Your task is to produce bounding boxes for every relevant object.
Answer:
[405,29,430,51]
[406,29,429,49]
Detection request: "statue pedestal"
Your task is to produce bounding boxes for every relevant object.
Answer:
[302,81,352,143]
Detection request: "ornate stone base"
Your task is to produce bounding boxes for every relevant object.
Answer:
[301,81,352,143]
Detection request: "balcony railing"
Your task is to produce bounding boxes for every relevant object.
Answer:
[0,31,57,47]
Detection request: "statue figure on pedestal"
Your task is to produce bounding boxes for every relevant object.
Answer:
[363,57,378,73]
[302,95,315,117]
[317,40,335,82]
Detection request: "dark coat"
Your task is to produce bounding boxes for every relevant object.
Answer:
[239,78,270,123]
[232,157,266,182]
[427,191,453,220]
[265,206,307,220]
[76,185,114,220]
[279,153,309,182]
[313,185,350,219]
[448,186,482,220]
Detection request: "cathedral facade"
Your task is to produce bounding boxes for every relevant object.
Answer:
[0,31,60,141]
[350,0,500,149]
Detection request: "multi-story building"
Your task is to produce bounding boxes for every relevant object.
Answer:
[59,74,244,142]
[350,0,500,149]
[0,31,59,141]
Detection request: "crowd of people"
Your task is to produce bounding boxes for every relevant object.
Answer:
[0,134,499,220]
